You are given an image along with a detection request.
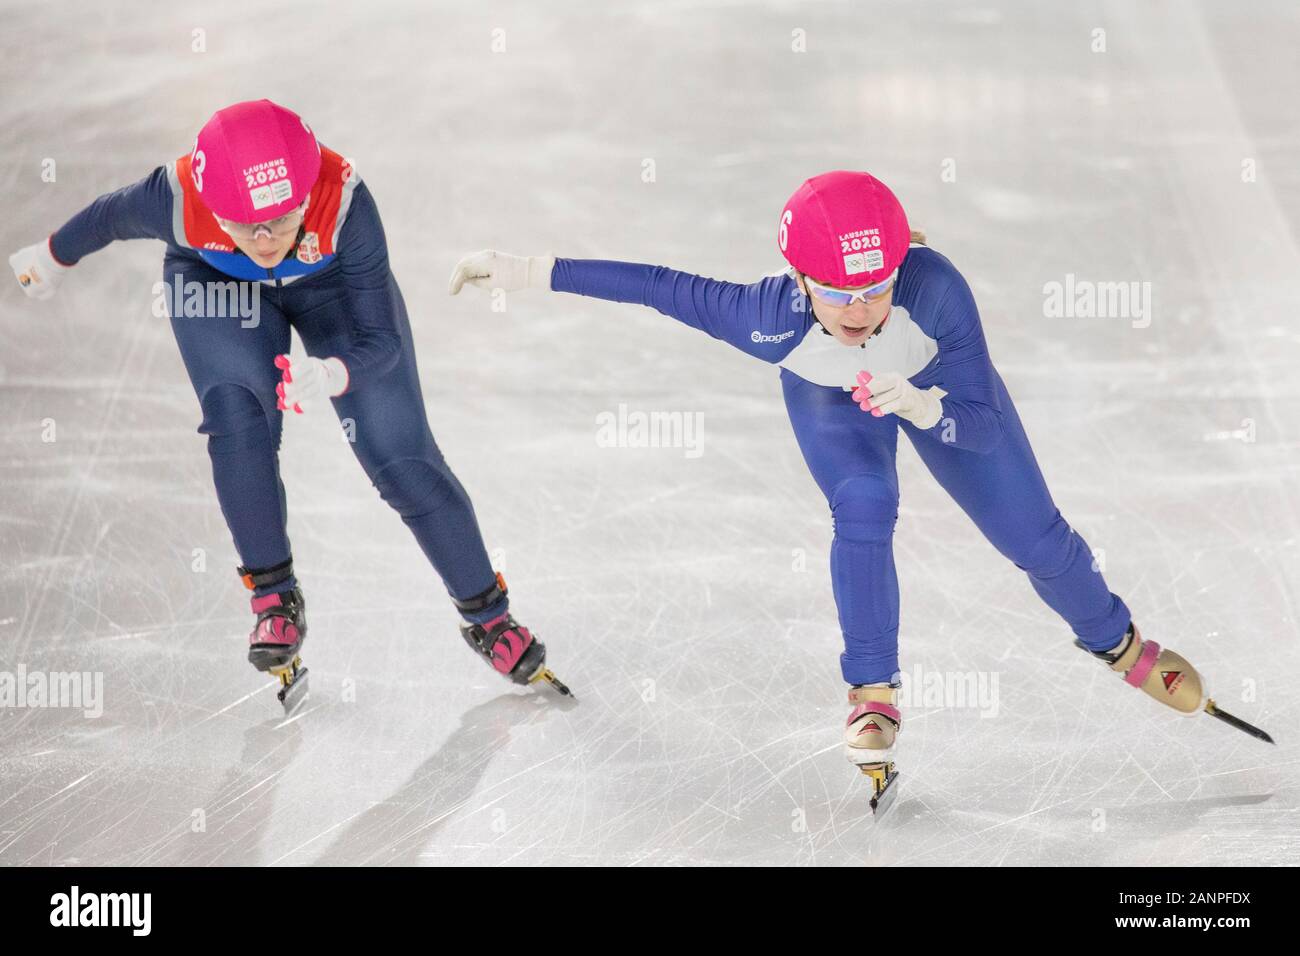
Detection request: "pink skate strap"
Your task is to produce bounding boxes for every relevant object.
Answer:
[1124,638,1161,688]
[250,592,283,614]
[254,616,298,645]
[475,612,534,674]
[490,624,532,674]
[847,701,901,726]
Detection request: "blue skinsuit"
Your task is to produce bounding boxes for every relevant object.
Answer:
[551,249,1131,684]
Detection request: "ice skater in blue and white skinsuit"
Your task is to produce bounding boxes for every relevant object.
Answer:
[450,170,1233,800]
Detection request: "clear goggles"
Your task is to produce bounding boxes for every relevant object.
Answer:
[801,268,898,307]
[215,201,307,241]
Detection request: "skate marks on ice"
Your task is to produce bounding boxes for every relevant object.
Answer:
[872,740,1286,866]
[2,0,1299,866]
[146,718,307,867]
[811,766,1281,868]
[303,694,565,866]
[177,663,574,866]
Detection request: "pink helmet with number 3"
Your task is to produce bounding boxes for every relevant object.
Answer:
[778,170,910,289]
[191,99,322,224]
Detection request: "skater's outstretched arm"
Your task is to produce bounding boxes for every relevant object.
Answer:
[8,166,174,298]
[447,248,1005,454]
[550,258,807,361]
[48,166,176,264]
[449,250,809,363]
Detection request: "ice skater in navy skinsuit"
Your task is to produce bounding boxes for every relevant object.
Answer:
[9,100,571,710]
[450,171,1261,807]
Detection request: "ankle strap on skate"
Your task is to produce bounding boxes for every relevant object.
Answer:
[470,612,518,647]
[1123,638,1161,688]
[238,557,294,592]
[459,610,522,659]
[1076,622,1136,665]
[453,572,508,615]
[848,682,900,706]
[848,700,901,728]
[251,587,303,617]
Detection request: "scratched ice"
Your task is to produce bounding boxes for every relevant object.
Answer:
[1,0,1297,865]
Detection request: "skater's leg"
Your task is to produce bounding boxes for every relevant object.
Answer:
[291,279,502,622]
[781,369,902,685]
[902,372,1274,739]
[901,367,1130,650]
[165,255,296,595]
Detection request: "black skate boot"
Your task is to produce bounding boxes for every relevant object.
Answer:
[239,558,310,715]
[453,573,573,698]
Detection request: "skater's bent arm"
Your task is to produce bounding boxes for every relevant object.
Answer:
[914,269,1005,454]
[334,182,403,392]
[49,166,175,265]
[550,258,803,362]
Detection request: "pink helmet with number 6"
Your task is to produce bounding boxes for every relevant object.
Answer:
[190,99,322,223]
[778,170,910,288]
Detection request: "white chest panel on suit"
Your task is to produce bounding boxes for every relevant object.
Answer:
[778,303,938,390]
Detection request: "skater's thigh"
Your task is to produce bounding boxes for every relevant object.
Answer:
[311,304,442,469]
[290,271,412,364]
[333,364,444,472]
[165,254,289,418]
[781,368,899,503]
[902,369,1058,551]
[284,274,355,354]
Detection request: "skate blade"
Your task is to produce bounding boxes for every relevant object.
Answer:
[270,659,309,716]
[529,667,575,699]
[1205,698,1275,744]
[857,761,900,816]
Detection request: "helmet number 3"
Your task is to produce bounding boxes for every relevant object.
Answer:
[191,147,206,192]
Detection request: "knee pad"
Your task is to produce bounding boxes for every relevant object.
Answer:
[371,458,462,520]
[830,473,898,544]
[201,383,278,454]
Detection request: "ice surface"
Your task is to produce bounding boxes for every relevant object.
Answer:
[1,0,1297,865]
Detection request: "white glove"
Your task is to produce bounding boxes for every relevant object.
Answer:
[852,370,948,429]
[448,249,555,295]
[275,354,349,414]
[9,239,70,300]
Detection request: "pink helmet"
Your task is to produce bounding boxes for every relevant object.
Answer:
[777,171,910,288]
[190,100,321,223]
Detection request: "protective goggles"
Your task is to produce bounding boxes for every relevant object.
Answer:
[215,202,307,241]
[801,268,898,307]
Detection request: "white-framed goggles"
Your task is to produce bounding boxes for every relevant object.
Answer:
[799,267,898,307]
[214,197,309,241]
